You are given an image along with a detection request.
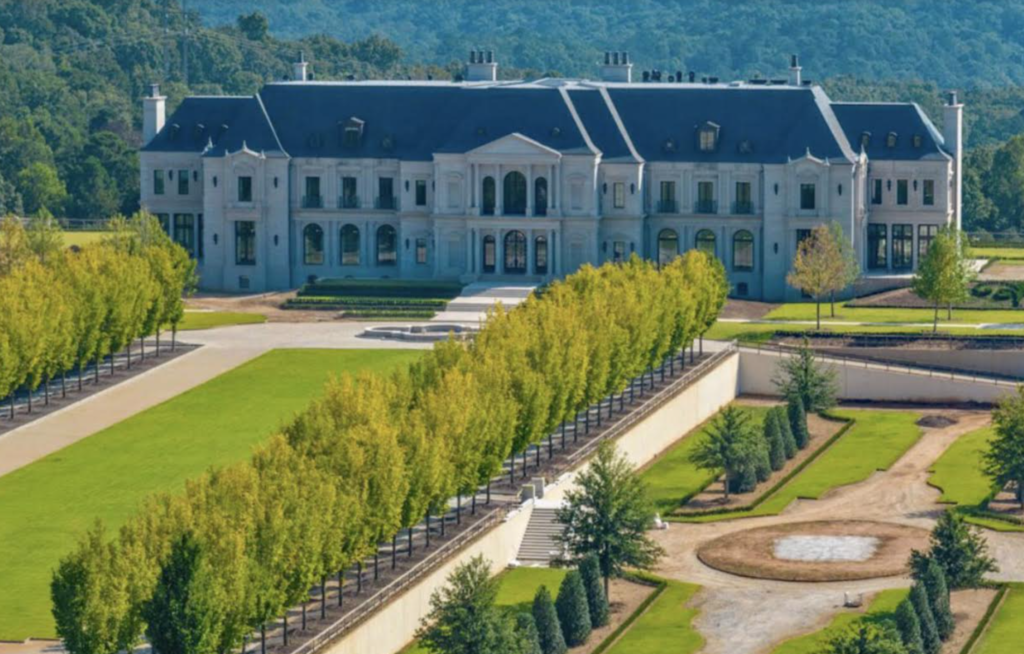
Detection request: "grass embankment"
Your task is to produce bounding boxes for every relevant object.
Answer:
[765,303,1024,326]
[601,580,703,654]
[668,409,922,522]
[927,427,1024,532]
[642,406,771,514]
[769,589,907,654]
[286,279,465,319]
[973,584,1024,654]
[705,321,1024,344]
[174,311,267,331]
[968,246,1024,261]
[0,349,422,640]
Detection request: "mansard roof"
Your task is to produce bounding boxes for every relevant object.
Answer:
[831,102,950,161]
[145,80,943,166]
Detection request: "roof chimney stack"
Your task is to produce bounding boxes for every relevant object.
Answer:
[600,50,633,83]
[467,49,498,81]
[788,54,802,86]
[294,51,309,82]
[944,89,964,229]
[143,82,166,146]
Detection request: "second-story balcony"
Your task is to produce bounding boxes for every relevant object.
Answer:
[302,195,324,209]
[338,194,361,209]
[695,199,718,214]
[656,199,678,214]
[375,196,399,210]
[732,201,755,215]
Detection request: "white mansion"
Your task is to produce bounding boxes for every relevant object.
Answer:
[139,53,962,301]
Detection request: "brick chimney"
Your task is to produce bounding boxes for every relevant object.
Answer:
[143,83,166,146]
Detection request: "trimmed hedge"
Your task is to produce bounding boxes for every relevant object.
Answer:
[297,279,464,299]
[286,296,449,308]
[342,309,436,319]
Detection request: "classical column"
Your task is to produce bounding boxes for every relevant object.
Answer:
[496,165,504,215]
[471,164,478,210]
[553,229,561,275]
[526,229,534,275]
[496,229,504,275]
[526,164,534,217]
[552,164,559,213]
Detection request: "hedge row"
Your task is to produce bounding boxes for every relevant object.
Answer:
[51,252,728,654]
[342,309,436,319]
[284,296,450,310]
[297,279,464,299]
[0,214,195,409]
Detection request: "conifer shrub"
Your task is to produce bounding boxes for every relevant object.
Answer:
[764,410,786,471]
[922,559,955,641]
[911,583,941,654]
[555,570,592,647]
[578,556,609,628]
[776,406,797,459]
[788,397,810,449]
[515,612,543,654]
[895,598,925,654]
[532,586,566,654]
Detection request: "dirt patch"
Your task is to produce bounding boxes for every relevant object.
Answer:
[676,412,846,514]
[575,578,656,654]
[847,285,1020,310]
[696,520,930,582]
[187,292,337,323]
[917,415,958,429]
[984,487,1024,522]
[941,588,1000,654]
[979,262,1024,282]
[720,299,779,320]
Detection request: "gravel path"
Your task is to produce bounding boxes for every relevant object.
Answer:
[652,408,1024,654]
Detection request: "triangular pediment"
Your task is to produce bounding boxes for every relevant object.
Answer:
[467,132,562,158]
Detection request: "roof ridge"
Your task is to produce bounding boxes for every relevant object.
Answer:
[596,86,644,163]
[253,92,288,156]
[558,86,600,157]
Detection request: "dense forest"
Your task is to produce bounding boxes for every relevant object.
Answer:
[3,0,1024,233]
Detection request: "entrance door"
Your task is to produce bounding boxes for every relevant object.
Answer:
[504,230,527,274]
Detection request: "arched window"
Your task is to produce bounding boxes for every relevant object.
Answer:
[535,236,548,274]
[376,224,397,266]
[534,177,548,216]
[482,235,496,273]
[696,229,717,256]
[504,230,527,273]
[303,223,324,265]
[657,229,679,266]
[503,171,527,215]
[340,224,360,265]
[732,230,754,271]
[482,177,496,215]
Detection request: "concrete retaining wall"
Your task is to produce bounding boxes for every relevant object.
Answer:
[738,347,1016,405]
[817,346,1024,381]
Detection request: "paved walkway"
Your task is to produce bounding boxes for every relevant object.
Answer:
[0,322,430,480]
[432,282,536,324]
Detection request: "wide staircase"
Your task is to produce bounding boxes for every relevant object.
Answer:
[432,282,537,324]
[517,501,565,566]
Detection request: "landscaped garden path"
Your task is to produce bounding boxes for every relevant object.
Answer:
[648,407,1024,654]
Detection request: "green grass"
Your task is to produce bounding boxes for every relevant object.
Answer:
[602,580,703,654]
[680,409,922,522]
[974,584,1024,654]
[769,589,907,654]
[400,567,568,654]
[61,231,107,248]
[0,349,422,640]
[705,321,1024,344]
[641,406,770,514]
[173,311,267,331]
[765,303,1024,325]
[969,246,1024,260]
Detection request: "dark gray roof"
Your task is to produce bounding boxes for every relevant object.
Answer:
[831,103,950,161]
[143,96,283,155]
[606,85,855,164]
[567,88,638,162]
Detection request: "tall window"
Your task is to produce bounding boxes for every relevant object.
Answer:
[892,224,913,270]
[376,225,397,266]
[238,176,252,203]
[658,181,676,213]
[415,179,428,206]
[923,179,935,206]
[613,182,626,209]
[868,224,887,270]
[657,229,678,266]
[612,240,626,263]
[415,237,428,265]
[304,176,321,208]
[378,177,395,209]
[482,235,496,273]
[153,170,165,195]
[696,229,716,256]
[733,230,754,271]
[178,170,189,195]
[918,225,938,262]
[897,179,908,205]
[303,223,324,265]
[535,177,548,215]
[340,224,360,265]
[698,124,718,152]
[341,176,358,208]
[800,183,816,210]
[697,181,715,213]
[504,230,526,273]
[235,221,256,266]
[482,177,496,215]
[503,172,527,215]
[173,214,195,257]
[872,179,883,205]
[734,181,752,214]
[535,236,548,274]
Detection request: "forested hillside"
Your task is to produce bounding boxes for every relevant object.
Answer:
[195,0,1024,89]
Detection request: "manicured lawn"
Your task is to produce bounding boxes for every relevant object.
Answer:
[174,311,267,330]
[929,427,996,506]
[680,409,921,522]
[603,580,703,654]
[704,321,1024,344]
[61,231,106,248]
[765,303,1024,325]
[642,406,770,514]
[969,246,1024,260]
[974,584,1024,654]
[0,349,421,640]
[769,589,907,654]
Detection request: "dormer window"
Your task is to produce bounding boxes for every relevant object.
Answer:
[886,132,898,148]
[860,132,871,149]
[340,117,365,148]
[698,121,720,152]
[912,134,923,148]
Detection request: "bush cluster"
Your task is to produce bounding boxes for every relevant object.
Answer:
[0,214,195,410]
[895,562,954,654]
[730,401,808,494]
[51,252,728,654]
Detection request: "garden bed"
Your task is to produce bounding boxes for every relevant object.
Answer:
[847,284,1024,311]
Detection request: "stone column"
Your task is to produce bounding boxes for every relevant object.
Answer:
[526,229,534,275]
[496,229,504,275]
[496,165,504,215]
[526,164,534,217]
[552,164,559,213]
